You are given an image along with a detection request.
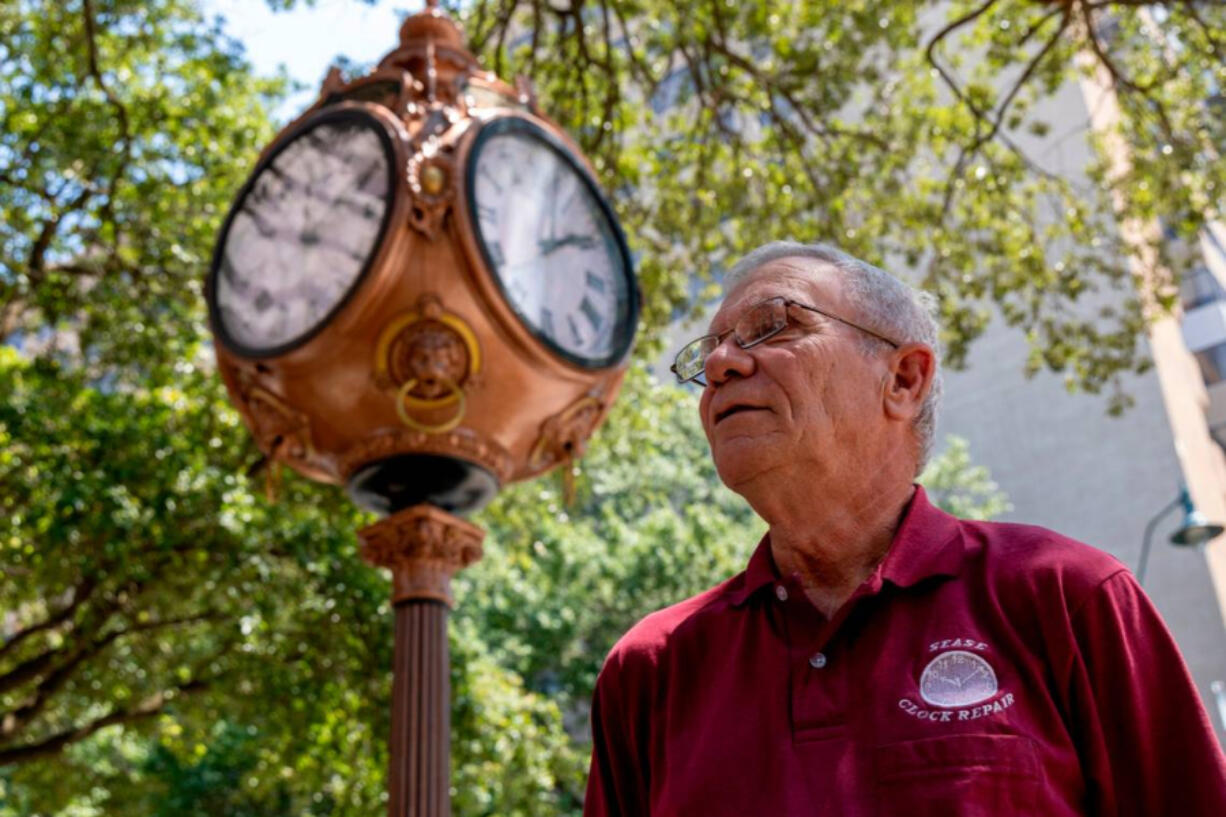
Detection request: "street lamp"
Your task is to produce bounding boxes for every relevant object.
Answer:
[1138,487,1224,585]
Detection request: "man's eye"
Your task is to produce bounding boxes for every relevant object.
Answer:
[762,329,798,344]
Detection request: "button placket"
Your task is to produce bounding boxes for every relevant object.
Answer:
[787,593,858,737]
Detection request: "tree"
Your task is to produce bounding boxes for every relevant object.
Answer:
[920,435,1012,520]
[458,0,1226,411]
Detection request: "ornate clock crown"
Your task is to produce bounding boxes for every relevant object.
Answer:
[380,0,480,94]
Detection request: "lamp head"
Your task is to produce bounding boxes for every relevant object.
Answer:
[1170,490,1225,547]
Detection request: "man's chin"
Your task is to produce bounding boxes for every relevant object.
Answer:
[711,439,783,492]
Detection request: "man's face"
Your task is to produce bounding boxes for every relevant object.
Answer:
[698,258,891,495]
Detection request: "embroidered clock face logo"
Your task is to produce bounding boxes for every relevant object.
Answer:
[919,650,999,708]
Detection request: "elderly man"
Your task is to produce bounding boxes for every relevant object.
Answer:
[583,241,1226,816]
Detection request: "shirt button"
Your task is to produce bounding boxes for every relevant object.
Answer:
[775,585,788,602]
[809,652,828,669]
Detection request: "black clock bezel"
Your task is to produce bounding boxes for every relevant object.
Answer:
[463,116,638,370]
[206,106,399,360]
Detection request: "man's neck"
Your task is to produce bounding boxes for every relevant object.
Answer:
[756,476,916,619]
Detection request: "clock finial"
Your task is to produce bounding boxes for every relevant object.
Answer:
[398,0,464,52]
[382,0,477,79]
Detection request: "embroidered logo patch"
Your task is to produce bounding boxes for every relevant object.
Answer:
[919,649,999,707]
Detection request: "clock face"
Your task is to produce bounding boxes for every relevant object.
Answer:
[466,118,636,368]
[210,110,395,356]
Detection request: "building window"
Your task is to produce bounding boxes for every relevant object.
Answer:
[1182,265,1226,311]
[1194,341,1226,385]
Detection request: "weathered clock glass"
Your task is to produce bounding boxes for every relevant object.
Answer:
[466,117,636,369]
[210,109,395,357]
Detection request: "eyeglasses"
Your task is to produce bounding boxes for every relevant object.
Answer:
[670,296,900,386]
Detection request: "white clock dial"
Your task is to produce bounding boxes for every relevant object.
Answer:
[212,113,392,354]
[468,120,634,367]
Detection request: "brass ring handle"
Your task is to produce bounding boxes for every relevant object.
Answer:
[396,378,466,434]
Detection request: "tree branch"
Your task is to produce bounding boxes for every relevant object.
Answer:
[0,577,97,663]
[489,0,519,78]
[928,1,1071,222]
[608,0,656,89]
[1077,1,1178,141]
[25,184,95,278]
[924,0,1001,135]
[1181,2,1225,62]
[81,0,133,240]
[0,678,209,767]
[0,612,218,740]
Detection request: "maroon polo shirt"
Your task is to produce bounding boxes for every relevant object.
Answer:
[584,485,1226,816]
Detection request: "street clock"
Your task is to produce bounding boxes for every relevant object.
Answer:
[202,4,639,816]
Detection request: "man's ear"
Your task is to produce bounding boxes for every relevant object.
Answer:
[883,343,935,422]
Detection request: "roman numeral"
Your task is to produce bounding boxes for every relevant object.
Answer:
[541,308,555,337]
[354,160,381,193]
[486,240,505,268]
[558,186,576,212]
[568,315,583,345]
[477,203,497,225]
[585,270,607,293]
[580,297,604,332]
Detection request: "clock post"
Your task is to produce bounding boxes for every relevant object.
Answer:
[203,3,638,815]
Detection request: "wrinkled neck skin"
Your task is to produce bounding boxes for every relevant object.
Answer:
[737,437,918,619]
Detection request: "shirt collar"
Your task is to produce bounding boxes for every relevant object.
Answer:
[728,484,965,607]
[728,530,779,607]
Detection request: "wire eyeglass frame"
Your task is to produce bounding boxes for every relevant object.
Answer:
[669,296,900,387]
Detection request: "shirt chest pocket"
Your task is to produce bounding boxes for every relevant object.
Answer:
[872,734,1040,817]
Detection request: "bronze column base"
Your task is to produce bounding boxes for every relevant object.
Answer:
[360,504,484,817]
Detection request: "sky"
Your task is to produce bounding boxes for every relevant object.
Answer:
[201,0,411,122]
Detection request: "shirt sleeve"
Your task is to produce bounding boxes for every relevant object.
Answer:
[583,652,652,817]
[1063,568,1226,816]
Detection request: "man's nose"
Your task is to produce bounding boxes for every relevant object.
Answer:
[704,334,755,385]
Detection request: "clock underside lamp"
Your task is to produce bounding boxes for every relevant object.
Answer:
[202,3,639,814]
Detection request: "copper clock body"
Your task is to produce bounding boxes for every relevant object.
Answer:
[206,8,638,514]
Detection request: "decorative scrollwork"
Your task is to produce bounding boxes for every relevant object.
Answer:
[241,384,315,462]
[388,320,470,402]
[338,426,514,485]
[373,295,482,433]
[527,394,605,474]
[406,142,457,240]
[359,504,485,605]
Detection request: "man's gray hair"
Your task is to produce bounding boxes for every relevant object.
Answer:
[725,241,944,473]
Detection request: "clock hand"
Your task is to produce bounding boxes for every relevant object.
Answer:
[538,234,597,255]
[298,229,366,262]
[547,168,561,243]
[242,206,281,240]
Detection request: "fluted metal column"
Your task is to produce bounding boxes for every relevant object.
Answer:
[390,600,451,817]
[359,504,485,817]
